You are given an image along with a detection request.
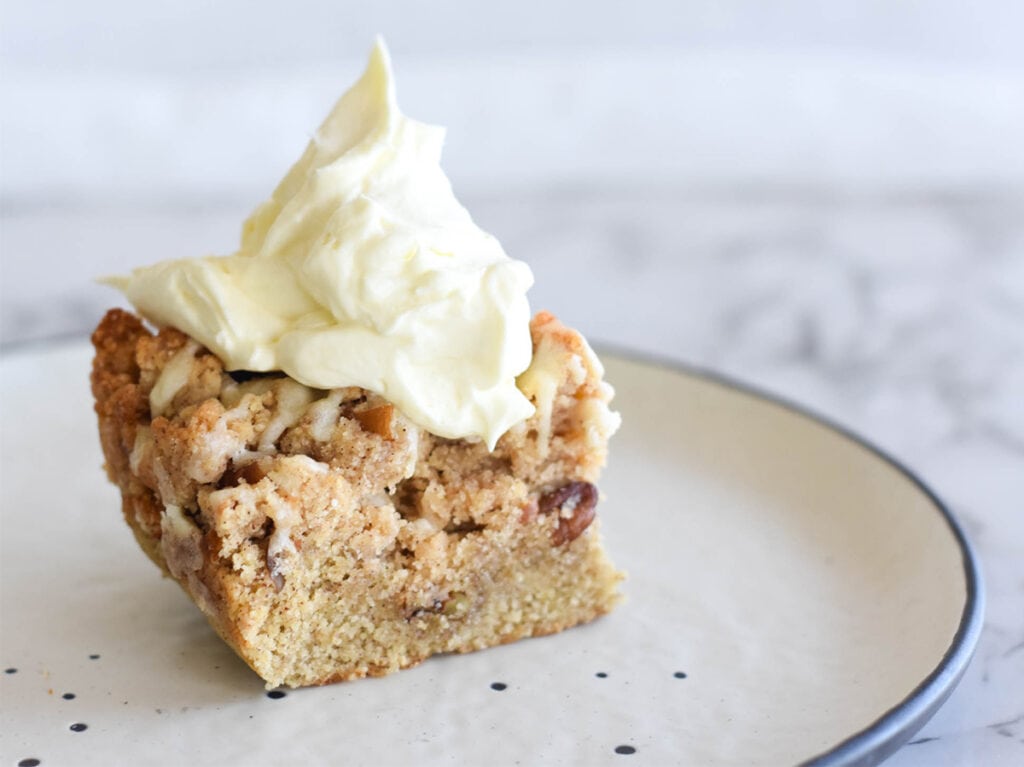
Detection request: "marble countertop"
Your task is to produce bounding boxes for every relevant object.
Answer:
[2,189,1021,764]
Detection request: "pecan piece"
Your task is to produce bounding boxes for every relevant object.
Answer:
[218,460,267,488]
[539,481,598,545]
[266,556,285,592]
[354,405,394,439]
[519,499,539,525]
[408,591,471,620]
[444,520,486,535]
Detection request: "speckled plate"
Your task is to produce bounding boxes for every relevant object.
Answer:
[0,342,982,767]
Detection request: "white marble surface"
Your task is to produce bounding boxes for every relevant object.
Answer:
[2,2,1023,762]
[5,48,1023,205]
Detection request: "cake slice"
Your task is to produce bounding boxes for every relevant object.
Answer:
[91,307,623,688]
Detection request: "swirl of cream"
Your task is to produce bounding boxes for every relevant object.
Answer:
[107,39,536,448]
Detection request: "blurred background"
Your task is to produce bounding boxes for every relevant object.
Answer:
[2,2,1022,764]
[3,1,1023,353]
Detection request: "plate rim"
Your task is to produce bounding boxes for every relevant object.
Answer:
[1,337,986,766]
[598,343,985,767]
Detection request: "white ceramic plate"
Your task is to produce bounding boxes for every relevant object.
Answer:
[0,343,982,767]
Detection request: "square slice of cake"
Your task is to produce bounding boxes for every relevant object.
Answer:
[91,308,623,688]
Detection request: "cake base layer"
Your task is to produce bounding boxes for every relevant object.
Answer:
[91,308,623,688]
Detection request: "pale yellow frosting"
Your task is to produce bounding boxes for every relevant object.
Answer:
[106,39,535,448]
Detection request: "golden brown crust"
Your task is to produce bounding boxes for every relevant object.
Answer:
[91,309,623,688]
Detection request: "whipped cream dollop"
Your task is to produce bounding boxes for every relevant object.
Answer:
[107,39,536,448]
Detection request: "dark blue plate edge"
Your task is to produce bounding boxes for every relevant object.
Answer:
[594,343,985,767]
